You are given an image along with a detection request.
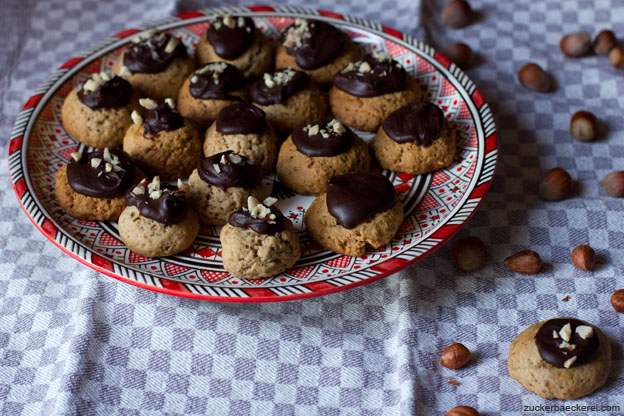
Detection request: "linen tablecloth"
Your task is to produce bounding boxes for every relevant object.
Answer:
[2,0,624,414]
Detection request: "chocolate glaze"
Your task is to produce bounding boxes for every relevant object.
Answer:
[281,20,345,70]
[382,102,445,147]
[228,206,287,235]
[291,120,355,157]
[535,318,600,369]
[205,15,255,60]
[125,184,188,225]
[143,103,184,136]
[189,63,246,100]
[123,31,188,74]
[249,69,310,105]
[326,173,397,229]
[216,103,266,135]
[198,151,261,190]
[333,56,407,97]
[67,149,136,198]
[77,76,132,110]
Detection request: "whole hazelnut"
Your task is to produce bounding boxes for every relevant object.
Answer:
[600,171,624,197]
[560,31,591,57]
[594,30,617,55]
[517,63,553,92]
[441,0,473,29]
[446,406,479,416]
[440,343,471,369]
[442,43,475,69]
[570,110,599,142]
[504,250,542,274]
[611,289,624,313]
[538,167,573,201]
[571,245,596,271]
[451,236,487,271]
[609,46,624,69]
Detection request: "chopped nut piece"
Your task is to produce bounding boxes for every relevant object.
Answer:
[131,110,143,125]
[119,65,132,76]
[90,158,102,168]
[358,61,372,73]
[164,98,176,109]
[191,75,199,83]
[563,356,577,369]
[227,153,243,165]
[149,190,162,200]
[220,155,228,164]
[222,14,235,28]
[372,51,392,62]
[319,129,329,139]
[103,148,112,163]
[247,196,260,212]
[328,118,346,134]
[559,323,572,342]
[263,73,276,88]
[177,179,184,190]
[263,197,278,206]
[83,79,100,93]
[70,152,82,162]
[552,330,559,339]
[100,72,112,82]
[213,22,222,30]
[105,163,113,172]
[447,380,459,386]
[283,18,311,48]
[237,17,245,28]
[139,98,158,110]
[575,325,594,339]
[164,36,179,54]
[132,186,145,195]
[308,124,319,136]
[561,295,570,302]
[341,62,355,73]
[558,340,571,349]
[213,164,221,174]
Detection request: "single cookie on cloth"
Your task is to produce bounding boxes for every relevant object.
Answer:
[220,196,301,279]
[123,98,201,180]
[203,103,279,175]
[195,14,273,80]
[187,151,270,225]
[54,148,145,221]
[249,68,328,134]
[276,118,371,195]
[177,62,247,127]
[113,29,194,102]
[507,317,611,400]
[330,52,419,132]
[119,176,199,257]
[371,101,456,174]
[304,173,403,256]
[61,72,139,148]
[275,18,361,85]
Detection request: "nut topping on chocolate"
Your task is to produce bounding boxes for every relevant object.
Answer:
[131,110,143,125]
[575,325,593,339]
[139,98,158,110]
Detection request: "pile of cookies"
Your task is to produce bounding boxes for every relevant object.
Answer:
[55,15,457,279]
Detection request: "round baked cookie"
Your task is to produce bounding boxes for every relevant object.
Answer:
[202,103,279,175]
[177,62,247,127]
[123,98,201,180]
[304,173,404,256]
[371,101,456,174]
[508,317,611,400]
[61,72,139,148]
[113,29,194,102]
[195,14,273,80]
[276,118,371,195]
[275,18,362,85]
[220,197,301,279]
[119,177,199,257]
[54,148,144,221]
[249,68,328,134]
[329,52,419,132]
[187,151,270,225]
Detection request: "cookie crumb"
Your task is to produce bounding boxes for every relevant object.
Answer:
[561,295,569,302]
[447,380,459,386]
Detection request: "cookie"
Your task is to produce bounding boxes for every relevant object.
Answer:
[202,103,279,175]
[275,18,362,85]
[113,29,194,102]
[61,72,139,148]
[507,318,611,400]
[276,118,371,195]
[304,173,404,256]
[123,98,202,180]
[195,14,273,80]
[249,68,328,134]
[371,102,456,174]
[187,151,270,225]
[220,196,301,279]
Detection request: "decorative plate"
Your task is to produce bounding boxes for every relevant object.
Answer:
[8,6,498,302]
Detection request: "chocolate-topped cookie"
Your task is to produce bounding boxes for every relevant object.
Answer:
[249,68,310,106]
[228,199,287,236]
[125,177,188,225]
[216,103,266,135]
[333,55,408,98]
[77,73,132,110]
[534,318,600,369]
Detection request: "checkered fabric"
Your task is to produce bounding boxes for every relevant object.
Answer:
[2,0,624,414]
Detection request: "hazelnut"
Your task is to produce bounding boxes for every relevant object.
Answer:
[570,110,599,142]
[559,31,591,57]
[446,406,479,416]
[440,343,471,369]
[600,171,624,197]
[504,250,542,274]
[441,0,472,29]
[609,46,624,69]
[594,30,617,55]
[442,43,475,69]
[611,289,624,313]
[538,167,573,201]
[451,236,487,271]
[571,245,596,271]
[517,63,553,92]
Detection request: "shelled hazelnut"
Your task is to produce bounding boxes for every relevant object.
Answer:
[442,43,475,69]
[441,0,473,29]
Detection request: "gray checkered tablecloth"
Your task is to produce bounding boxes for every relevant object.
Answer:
[2,0,624,414]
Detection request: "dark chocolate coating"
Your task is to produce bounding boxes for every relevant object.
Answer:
[228,206,287,235]
[143,103,184,136]
[333,56,407,97]
[291,120,355,157]
[249,69,310,105]
[77,76,132,110]
[125,184,188,225]
[382,101,445,147]
[123,31,188,74]
[326,173,397,229]
[67,149,136,198]
[197,151,261,190]
[189,63,246,100]
[216,103,266,135]
[535,318,600,369]
[205,15,255,60]
[281,20,345,70]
